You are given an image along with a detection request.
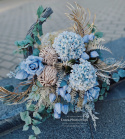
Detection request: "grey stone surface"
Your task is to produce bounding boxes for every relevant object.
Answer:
[1,113,92,139]
[91,100,125,139]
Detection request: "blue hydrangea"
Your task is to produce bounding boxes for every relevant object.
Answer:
[53,31,85,61]
[69,59,97,91]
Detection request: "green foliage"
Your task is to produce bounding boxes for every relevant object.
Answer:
[38,105,45,113]
[33,112,42,120]
[47,108,52,113]
[25,116,32,125]
[20,111,29,121]
[118,69,125,78]
[23,124,29,131]
[33,48,40,56]
[38,23,43,36]
[100,88,105,95]
[32,85,38,92]
[32,126,41,135]
[32,119,42,126]
[4,85,14,92]
[39,17,46,22]
[99,96,104,100]
[37,6,44,18]
[102,82,107,88]
[95,32,103,38]
[34,36,41,45]
[36,80,43,87]
[112,73,120,82]
[29,135,36,139]
[34,94,40,101]
[27,104,35,112]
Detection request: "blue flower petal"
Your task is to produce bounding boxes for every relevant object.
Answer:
[54,103,62,114]
[54,111,61,119]
[83,94,87,105]
[59,88,66,98]
[83,35,89,43]
[88,34,95,41]
[65,93,71,102]
[62,105,68,114]
[49,93,56,102]
[81,52,89,60]
[90,51,99,58]
[15,69,28,80]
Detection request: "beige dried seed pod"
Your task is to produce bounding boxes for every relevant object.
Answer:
[39,47,58,66]
[38,66,57,87]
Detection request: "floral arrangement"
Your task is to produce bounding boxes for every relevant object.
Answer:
[0,3,125,139]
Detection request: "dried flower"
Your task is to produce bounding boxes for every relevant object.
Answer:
[39,47,58,66]
[38,66,57,86]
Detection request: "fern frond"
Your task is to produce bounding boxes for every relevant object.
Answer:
[87,44,112,54]
[0,85,32,104]
[77,97,83,108]
[96,71,111,79]
[70,89,77,103]
[63,61,73,68]
[66,2,96,37]
[79,91,85,98]
[95,60,123,72]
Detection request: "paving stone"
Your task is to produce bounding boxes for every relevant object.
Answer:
[0,61,14,69]
[0,68,10,78]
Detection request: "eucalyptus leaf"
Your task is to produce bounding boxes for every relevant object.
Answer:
[33,48,40,56]
[20,111,29,121]
[95,32,103,38]
[36,80,43,87]
[29,135,36,139]
[25,116,32,125]
[32,85,38,92]
[37,6,44,18]
[102,82,107,88]
[38,105,45,113]
[27,104,35,112]
[34,36,41,45]
[33,112,42,120]
[38,23,43,36]
[112,73,120,82]
[34,94,40,101]
[23,124,29,131]
[47,108,52,113]
[32,126,41,135]
[99,96,104,100]
[39,17,46,22]
[32,119,42,126]
[28,92,35,99]
[118,69,125,78]
[100,88,105,95]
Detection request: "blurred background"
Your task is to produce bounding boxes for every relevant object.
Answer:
[0,0,125,79]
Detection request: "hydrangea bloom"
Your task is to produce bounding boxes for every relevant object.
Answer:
[53,31,85,61]
[69,60,97,91]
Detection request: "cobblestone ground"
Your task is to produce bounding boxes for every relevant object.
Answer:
[0,0,125,79]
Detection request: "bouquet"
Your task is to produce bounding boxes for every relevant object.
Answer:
[0,3,125,139]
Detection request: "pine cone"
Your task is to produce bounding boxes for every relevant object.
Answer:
[38,66,57,87]
[39,47,58,66]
